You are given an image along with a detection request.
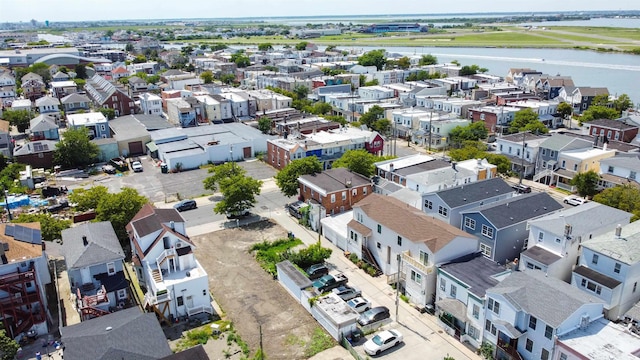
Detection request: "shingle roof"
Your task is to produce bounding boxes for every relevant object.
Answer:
[354,193,476,252]
[60,92,90,104]
[159,345,210,360]
[521,246,562,266]
[35,95,59,107]
[128,205,185,239]
[488,270,604,328]
[600,154,640,170]
[581,220,640,265]
[62,222,124,269]
[30,114,58,132]
[347,219,372,237]
[299,168,370,194]
[464,192,563,229]
[61,307,172,360]
[0,223,43,262]
[588,118,638,130]
[436,178,514,209]
[574,265,621,289]
[439,252,507,298]
[539,134,593,152]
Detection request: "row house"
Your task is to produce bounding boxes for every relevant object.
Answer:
[92,50,126,62]
[370,69,406,85]
[505,68,541,86]
[139,92,163,116]
[35,95,60,115]
[555,317,640,360]
[535,76,574,100]
[460,192,563,265]
[256,74,313,92]
[298,168,372,216]
[127,204,212,324]
[375,154,447,187]
[406,157,496,195]
[165,73,201,91]
[495,132,548,178]
[484,270,604,360]
[348,193,478,309]
[127,61,160,75]
[573,221,640,321]
[84,74,136,116]
[357,85,395,101]
[219,91,256,119]
[414,88,448,107]
[166,98,200,127]
[553,147,615,192]
[422,177,514,228]
[60,93,91,115]
[161,89,192,110]
[598,154,640,189]
[418,117,471,149]
[275,117,341,136]
[0,72,16,106]
[247,90,292,113]
[0,120,11,158]
[468,106,521,134]
[62,222,129,321]
[194,94,233,123]
[511,100,560,127]
[267,127,384,170]
[50,80,78,99]
[533,134,593,185]
[495,92,541,106]
[585,118,639,143]
[561,86,609,113]
[21,73,46,101]
[520,202,632,283]
[391,108,431,138]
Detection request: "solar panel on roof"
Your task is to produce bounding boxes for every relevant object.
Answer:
[12,225,42,245]
[4,225,14,237]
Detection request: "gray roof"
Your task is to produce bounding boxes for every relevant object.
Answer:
[35,95,59,107]
[130,208,184,239]
[109,115,152,141]
[61,307,172,360]
[29,114,59,132]
[600,154,640,171]
[124,114,174,131]
[13,140,57,156]
[62,221,124,269]
[488,270,604,328]
[463,192,563,229]
[528,202,632,237]
[581,220,640,265]
[299,168,370,194]
[574,265,621,289]
[588,118,638,130]
[500,132,548,143]
[436,178,514,209]
[439,252,508,298]
[521,246,562,266]
[159,345,210,360]
[395,159,450,176]
[61,92,90,104]
[539,134,593,152]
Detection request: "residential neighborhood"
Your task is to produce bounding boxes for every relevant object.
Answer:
[0,10,639,360]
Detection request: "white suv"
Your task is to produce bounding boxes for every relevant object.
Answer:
[131,161,143,172]
[564,195,586,206]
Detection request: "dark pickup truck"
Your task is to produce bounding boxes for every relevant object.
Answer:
[313,273,348,293]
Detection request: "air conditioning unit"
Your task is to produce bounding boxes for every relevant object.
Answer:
[175,241,183,248]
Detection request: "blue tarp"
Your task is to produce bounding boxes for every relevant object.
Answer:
[0,195,49,209]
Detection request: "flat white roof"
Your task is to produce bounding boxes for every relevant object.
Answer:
[67,112,107,126]
[561,148,615,160]
[558,318,640,360]
[11,99,31,107]
[376,154,434,172]
[50,80,76,87]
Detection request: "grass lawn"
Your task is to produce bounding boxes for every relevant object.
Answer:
[546,26,640,41]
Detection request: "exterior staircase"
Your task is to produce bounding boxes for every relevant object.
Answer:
[81,306,110,320]
[361,246,383,275]
[533,168,553,183]
[151,269,162,282]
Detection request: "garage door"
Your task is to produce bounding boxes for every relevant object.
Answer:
[129,141,143,155]
[243,147,251,159]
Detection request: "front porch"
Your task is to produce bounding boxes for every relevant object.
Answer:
[494,321,525,360]
[436,298,467,340]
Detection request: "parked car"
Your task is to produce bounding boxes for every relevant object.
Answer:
[363,329,403,356]
[131,161,143,172]
[102,164,116,174]
[174,199,197,212]
[226,210,250,219]
[332,285,362,301]
[564,195,587,206]
[347,297,371,313]
[305,264,329,280]
[358,306,390,326]
[313,273,348,293]
[512,184,532,193]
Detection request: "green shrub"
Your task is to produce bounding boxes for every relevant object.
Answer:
[288,242,332,269]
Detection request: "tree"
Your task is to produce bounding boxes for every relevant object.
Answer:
[396,56,411,70]
[358,49,386,71]
[125,43,134,52]
[359,105,385,129]
[68,185,110,211]
[0,163,26,192]
[2,109,31,133]
[325,45,337,52]
[230,52,251,68]
[258,117,271,134]
[571,170,600,198]
[203,162,246,192]
[200,70,214,84]
[510,108,544,134]
[419,54,438,65]
[209,43,228,51]
[295,41,308,50]
[104,30,114,37]
[449,122,488,144]
[523,121,549,134]
[99,107,116,120]
[132,54,147,64]
[292,85,309,100]
[580,105,619,124]
[220,73,236,85]
[591,94,610,107]
[53,127,100,169]
[485,153,511,174]
[214,172,262,216]
[364,79,379,86]
[613,94,633,113]
[332,150,377,177]
[12,213,71,242]
[258,43,273,52]
[0,325,19,360]
[73,78,86,87]
[74,64,87,79]
[311,102,332,115]
[275,157,322,197]
[449,141,487,162]
[460,65,479,76]
[594,184,640,221]
[372,119,391,135]
[557,102,573,127]
[96,188,148,242]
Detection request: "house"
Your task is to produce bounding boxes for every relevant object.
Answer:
[436,253,511,350]
[50,80,78,99]
[139,92,163,116]
[569,86,609,113]
[34,95,60,115]
[194,95,233,123]
[298,168,372,215]
[21,72,46,101]
[60,92,91,114]
[127,204,212,324]
[108,114,153,157]
[533,134,593,185]
[85,74,136,116]
[460,192,563,264]
[357,85,395,100]
[126,75,151,98]
[0,72,16,106]
[495,132,548,179]
[165,98,199,127]
[555,318,640,360]
[375,154,447,187]
[51,71,70,82]
[0,223,50,339]
[422,177,515,228]
[67,112,110,139]
[403,161,476,195]
[348,193,479,308]
[585,118,639,143]
[29,113,60,140]
[520,202,632,283]
[468,106,521,134]
[553,147,615,192]
[13,140,56,169]
[598,154,640,189]
[572,221,640,320]
[159,345,210,360]
[62,222,129,321]
[11,99,32,112]
[60,307,172,360]
[484,270,604,360]
[111,66,130,80]
[0,120,11,158]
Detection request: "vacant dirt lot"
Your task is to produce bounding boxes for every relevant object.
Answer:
[192,221,319,360]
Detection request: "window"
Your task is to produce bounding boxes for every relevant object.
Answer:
[419,251,428,266]
[538,232,544,242]
[107,262,116,276]
[177,296,184,306]
[541,349,549,360]
[561,160,566,168]
[117,289,127,300]
[397,236,402,246]
[583,280,602,295]
[542,149,547,156]
[559,353,568,360]
[487,298,500,315]
[450,285,457,297]
[550,150,556,157]
[481,225,494,239]
[480,243,492,258]
[525,339,533,352]
[592,127,597,135]
[363,187,368,195]
[352,188,358,196]
[342,191,346,201]
[377,224,382,234]
[472,304,480,319]
[203,289,207,296]
[424,200,433,209]
[614,263,621,274]
[465,218,476,230]
[438,206,448,217]
[440,279,446,291]
[634,282,637,293]
[607,130,612,139]
[529,315,537,330]
[330,194,336,203]
[410,270,422,284]
[545,325,553,339]
[376,242,381,249]
[468,325,479,340]
[592,254,599,265]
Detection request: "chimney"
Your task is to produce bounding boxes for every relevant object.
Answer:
[451,162,457,170]
[170,221,175,230]
[82,236,88,246]
[389,163,395,173]
[615,224,622,239]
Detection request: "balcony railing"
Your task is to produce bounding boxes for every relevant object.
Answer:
[402,251,433,276]
[144,289,171,306]
[186,304,214,316]
[497,338,524,360]
[77,285,108,309]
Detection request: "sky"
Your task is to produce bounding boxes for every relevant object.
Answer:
[0,0,637,23]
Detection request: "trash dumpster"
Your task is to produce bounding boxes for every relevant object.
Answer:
[160,162,168,174]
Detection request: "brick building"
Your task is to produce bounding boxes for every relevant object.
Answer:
[298,168,372,215]
[585,118,639,143]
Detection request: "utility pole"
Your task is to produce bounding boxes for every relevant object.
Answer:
[3,188,12,222]
[428,111,433,152]
[519,131,528,185]
[395,254,401,322]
